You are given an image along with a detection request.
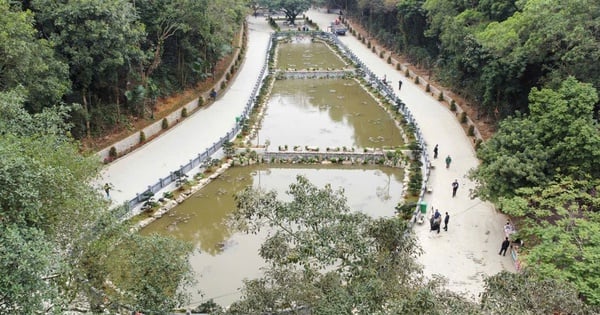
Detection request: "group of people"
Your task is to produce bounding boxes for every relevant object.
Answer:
[429,209,450,234]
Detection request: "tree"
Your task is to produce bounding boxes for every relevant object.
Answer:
[32,0,145,137]
[497,176,600,305]
[0,0,70,111]
[480,270,594,314]
[0,91,195,313]
[227,175,479,314]
[471,77,600,202]
[260,0,311,25]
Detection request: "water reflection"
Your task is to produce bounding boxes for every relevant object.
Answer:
[260,79,404,149]
[276,41,347,70]
[141,165,404,307]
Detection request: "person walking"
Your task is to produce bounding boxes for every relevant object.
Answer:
[433,144,438,159]
[398,80,403,91]
[104,183,112,198]
[452,179,459,197]
[499,237,511,256]
[443,212,450,231]
[445,155,452,168]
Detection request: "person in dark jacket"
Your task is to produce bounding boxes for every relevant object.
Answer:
[499,237,511,256]
[443,212,450,231]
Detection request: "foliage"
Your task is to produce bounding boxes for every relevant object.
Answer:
[0,91,195,313]
[162,117,169,129]
[0,0,70,111]
[260,0,311,25]
[497,176,600,304]
[139,131,146,143]
[471,77,600,202]
[228,176,477,314]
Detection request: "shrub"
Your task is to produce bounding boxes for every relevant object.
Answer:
[405,69,410,77]
[425,83,430,92]
[181,107,188,118]
[367,41,371,48]
[438,91,444,101]
[162,118,169,129]
[460,112,468,124]
[362,37,365,44]
[139,131,146,143]
[198,96,204,106]
[468,125,475,136]
[450,100,457,111]
[379,50,385,58]
[221,81,226,89]
[226,73,231,81]
[387,56,392,64]
[109,146,117,159]
[396,63,401,70]
[414,76,419,84]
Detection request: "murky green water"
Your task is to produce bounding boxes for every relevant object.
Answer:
[276,40,347,70]
[258,78,404,149]
[141,165,404,306]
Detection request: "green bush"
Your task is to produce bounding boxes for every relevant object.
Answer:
[414,76,419,84]
[387,56,392,64]
[181,107,188,118]
[425,83,430,92]
[367,41,371,48]
[379,50,385,58]
[460,112,468,124]
[371,46,376,53]
[468,125,475,136]
[438,91,444,101]
[405,69,410,77]
[226,73,231,81]
[450,100,457,111]
[162,118,169,129]
[221,81,226,89]
[396,63,401,70]
[139,131,146,143]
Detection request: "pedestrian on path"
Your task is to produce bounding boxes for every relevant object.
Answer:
[499,237,510,256]
[443,212,450,231]
[445,155,452,168]
[452,179,459,197]
[433,144,438,159]
[398,80,402,91]
[104,183,112,198]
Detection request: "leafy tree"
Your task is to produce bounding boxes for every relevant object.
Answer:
[480,270,594,314]
[471,77,600,202]
[497,176,600,305]
[260,0,311,25]
[31,0,145,137]
[0,0,70,111]
[0,91,195,313]
[227,175,479,314]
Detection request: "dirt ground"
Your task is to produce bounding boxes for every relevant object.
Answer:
[344,18,497,140]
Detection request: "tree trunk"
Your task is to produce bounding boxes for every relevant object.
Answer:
[82,91,91,139]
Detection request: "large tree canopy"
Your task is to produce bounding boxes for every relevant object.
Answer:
[471,77,600,202]
[0,91,195,313]
[261,0,311,25]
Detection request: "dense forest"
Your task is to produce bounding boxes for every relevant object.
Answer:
[324,0,599,118]
[1,0,247,139]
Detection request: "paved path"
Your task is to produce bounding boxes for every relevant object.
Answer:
[98,17,272,206]
[99,11,514,300]
[306,9,514,298]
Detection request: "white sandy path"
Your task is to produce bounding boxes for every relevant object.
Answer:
[306,9,515,298]
[98,18,273,206]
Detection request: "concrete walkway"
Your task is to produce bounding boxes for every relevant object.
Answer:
[98,16,272,206]
[306,9,514,298]
[99,11,514,300]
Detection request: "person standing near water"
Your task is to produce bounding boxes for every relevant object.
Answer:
[445,155,452,168]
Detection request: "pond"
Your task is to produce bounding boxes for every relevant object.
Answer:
[141,165,404,306]
[276,39,347,70]
[258,78,404,150]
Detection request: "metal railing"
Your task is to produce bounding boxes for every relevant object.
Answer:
[127,30,430,220]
